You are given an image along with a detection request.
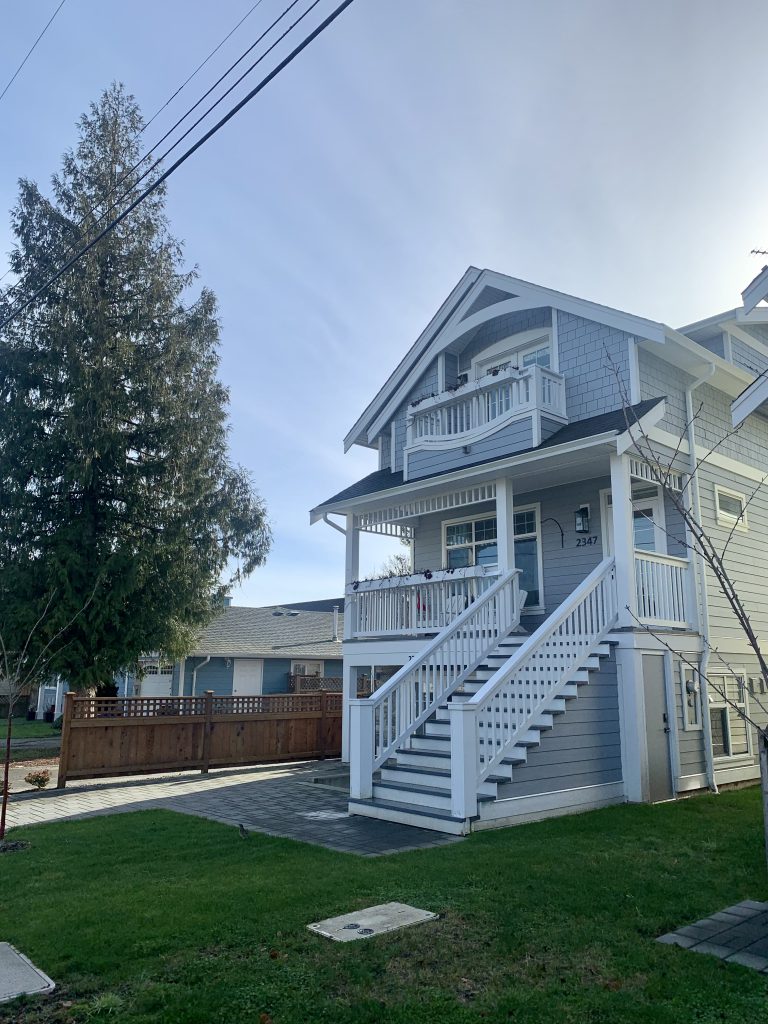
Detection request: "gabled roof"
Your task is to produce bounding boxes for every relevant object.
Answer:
[344,268,667,452]
[189,604,343,660]
[314,399,662,514]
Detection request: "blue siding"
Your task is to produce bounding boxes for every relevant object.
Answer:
[407,417,533,480]
[262,658,292,694]
[392,360,440,473]
[444,352,459,388]
[182,657,233,696]
[457,308,551,371]
[638,350,692,435]
[496,650,621,799]
[557,310,632,421]
[324,659,343,676]
[731,337,768,376]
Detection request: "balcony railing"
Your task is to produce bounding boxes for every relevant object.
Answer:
[634,551,692,627]
[346,566,499,638]
[406,364,566,448]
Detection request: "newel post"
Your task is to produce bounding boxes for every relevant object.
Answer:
[343,513,360,641]
[610,453,637,627]
[449,702,478,821]
[348,698,374,799]
[56,692,76,789]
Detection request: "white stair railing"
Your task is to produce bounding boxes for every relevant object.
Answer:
[349,569,523,800]
[450,558,618,818]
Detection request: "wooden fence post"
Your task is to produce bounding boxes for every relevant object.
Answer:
[319,690,327,760]
[201,691,214,775]
[56,692,76,789]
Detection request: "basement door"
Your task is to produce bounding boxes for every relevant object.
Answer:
[232,659,264,696]
[642,654,674,802]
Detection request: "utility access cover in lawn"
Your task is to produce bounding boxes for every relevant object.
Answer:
[0,943,55,1003]
[308,901,438,942]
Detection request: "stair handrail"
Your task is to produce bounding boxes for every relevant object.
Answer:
[349,567,523,801]
[463,557,618,788]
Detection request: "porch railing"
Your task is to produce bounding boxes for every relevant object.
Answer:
[451,558,618,816]
[346,566,499,638]
[349,569,523,799]
[634,551,691,627]
[406,364,566,448]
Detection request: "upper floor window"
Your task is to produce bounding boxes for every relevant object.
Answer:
[471,329,553,380]
[715,486,748,530]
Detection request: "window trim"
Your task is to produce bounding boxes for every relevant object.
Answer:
[715,485,748,531]
[708,669,752,761]
[291,660,324,677]
[470,328,555,379]
[441,503,545,612]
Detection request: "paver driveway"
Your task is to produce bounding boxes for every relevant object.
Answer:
[5,761,461,856]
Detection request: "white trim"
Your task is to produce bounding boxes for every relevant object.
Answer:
[742,264,768,315]
[472,781,625,828]
[675,772,708,793]
[680,662,703,733]
[551,308,560,372]
[627,335,640,404]
[732,374,768,427]
[647,427,768,484]
[663,651,682,794]
[470,328,552,378]
[708,668,752,760]
[437,352,446,393]
[714,484,749,530]
[723,330,733,363]
[713,763,761,785]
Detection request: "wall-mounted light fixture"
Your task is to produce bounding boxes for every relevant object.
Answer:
[574,505,590,534]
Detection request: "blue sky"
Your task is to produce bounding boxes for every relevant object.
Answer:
[3,0,768,607]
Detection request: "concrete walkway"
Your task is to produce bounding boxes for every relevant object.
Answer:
[5,761,461,857]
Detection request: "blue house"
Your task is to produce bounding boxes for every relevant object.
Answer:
[122,599,343,698]
[310,268,768,834]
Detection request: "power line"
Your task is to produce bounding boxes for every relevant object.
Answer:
[0,0,69,104]
[1,0,307,294]
[0,0,357,331]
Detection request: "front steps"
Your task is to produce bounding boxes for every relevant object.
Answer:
[348,637,615,834]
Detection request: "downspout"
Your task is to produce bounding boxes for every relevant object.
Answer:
[322,513,347,536]
[685,362,718,792]
[191,657,211,697]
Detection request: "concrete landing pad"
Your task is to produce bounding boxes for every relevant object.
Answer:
[0,943,55,1003]
[308,901,438,942]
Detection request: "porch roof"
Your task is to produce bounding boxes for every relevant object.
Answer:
[312,398,662,515]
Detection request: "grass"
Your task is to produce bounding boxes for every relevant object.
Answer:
[1,788,766,1024]
[9,747,59,764]
[0,720,60,740]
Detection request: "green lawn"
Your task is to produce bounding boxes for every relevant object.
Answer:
[2,788,767,1024]
[0,720,59,740]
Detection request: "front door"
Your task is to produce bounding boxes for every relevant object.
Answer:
[642,654,674,801]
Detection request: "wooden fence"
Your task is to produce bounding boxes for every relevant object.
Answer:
[57,690,342,788]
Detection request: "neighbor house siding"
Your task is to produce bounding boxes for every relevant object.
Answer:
[262,658,292,694]
[407,417,533,480]
[182,657,233,696]
[324,659,343,677]
[495,650,622,799]
[556,310,631,421]
[638,350,692,436]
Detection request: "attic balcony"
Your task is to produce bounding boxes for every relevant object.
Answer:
[405,363,567,461]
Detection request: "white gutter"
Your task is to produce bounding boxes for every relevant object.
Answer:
[322,513,347,535]
[191,656,211,697]
[684,363,718,792]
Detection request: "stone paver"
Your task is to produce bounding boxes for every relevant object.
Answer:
[5,761,460,857]
[658,902,768,972]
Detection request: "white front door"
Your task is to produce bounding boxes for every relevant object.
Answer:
[232,659,263,696]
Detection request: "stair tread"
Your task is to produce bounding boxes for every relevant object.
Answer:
[348,797,468,823]
[373,779,494,802]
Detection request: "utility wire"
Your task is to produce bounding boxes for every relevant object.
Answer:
[0,0,356,331]
[0,0,69,104]
[138,0,266,141]
[1,0,306,293]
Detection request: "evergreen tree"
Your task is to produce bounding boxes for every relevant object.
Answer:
[0,83,271,688]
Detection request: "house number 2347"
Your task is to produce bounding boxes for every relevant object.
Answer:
[576,536,598,547]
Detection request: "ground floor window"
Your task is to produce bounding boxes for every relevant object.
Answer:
[442,506,541,607]
[708,674,750,758]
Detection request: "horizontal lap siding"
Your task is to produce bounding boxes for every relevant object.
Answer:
[183,657,233,696]
[407,418,533,480]
[557,311,631,422]
[262,658,292,694]
[495,655,621,799]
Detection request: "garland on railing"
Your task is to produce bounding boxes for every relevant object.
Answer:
[350,564,485,591]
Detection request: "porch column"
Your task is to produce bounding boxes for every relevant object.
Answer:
[609,453,637,628]
[343,513,360,641]
[495,476,515,575]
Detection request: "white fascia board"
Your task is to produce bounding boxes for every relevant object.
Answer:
[724,322,768,359]
[615,401,667,454]
[731,373,768,427]
[677,307,741,335]
[314,432,619,518]
[343,267,481,453]
[651,326,752,397]
[735,307,768,323]
[741,265,768,315]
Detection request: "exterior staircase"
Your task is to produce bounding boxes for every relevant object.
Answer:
[348,557,619,835]
[348,635,615,834]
